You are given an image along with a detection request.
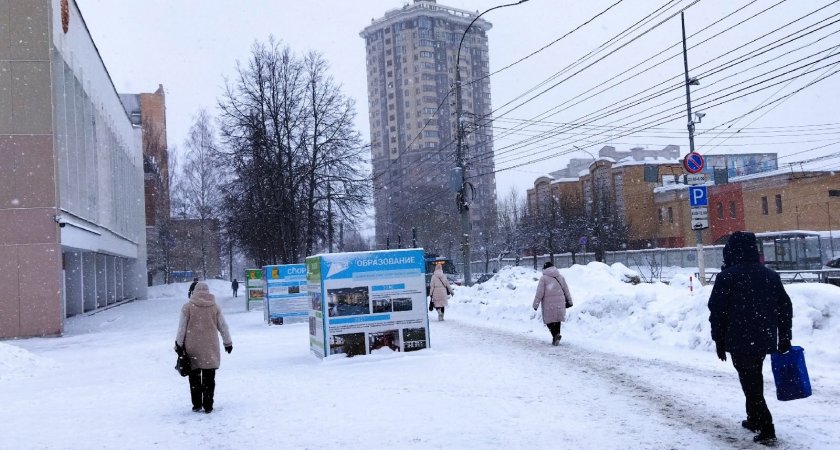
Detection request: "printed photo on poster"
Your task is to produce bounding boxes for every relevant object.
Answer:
[329,332,366,357]
[310,292,322,311]
[403,327,427,352]
[369,329,401,353]
[371,298,392,313]
[309,316,316,336]
[392,297,413,312]
[327,287,370,317]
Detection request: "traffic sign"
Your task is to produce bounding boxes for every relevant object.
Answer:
[688,186,708,207]
[691,207,709,229]
[685,173,706,185]
[690,207,708,220]
[683,152,705,174]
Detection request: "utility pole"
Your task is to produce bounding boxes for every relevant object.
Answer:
[681,12,707,284]
[327,183,333,253]
[454,0,530,286]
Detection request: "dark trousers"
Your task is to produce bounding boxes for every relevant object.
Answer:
[188,368,216,411]
[546,322,562,338]
[233,289,238,297]
[731,353,773,430]
[435,307,445,314]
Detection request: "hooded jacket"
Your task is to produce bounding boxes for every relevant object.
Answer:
[532,266,573,324]
[176,283,233,369]
[708,232,792,354]
[430,265,452,308]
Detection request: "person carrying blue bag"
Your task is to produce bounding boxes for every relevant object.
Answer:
[708,231,793,446]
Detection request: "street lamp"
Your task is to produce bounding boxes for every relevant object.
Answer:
[455,0,530,286]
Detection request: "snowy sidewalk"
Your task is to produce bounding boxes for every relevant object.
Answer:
[1,279,838,449]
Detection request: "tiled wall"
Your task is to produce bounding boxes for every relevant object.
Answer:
[0,0,63,338]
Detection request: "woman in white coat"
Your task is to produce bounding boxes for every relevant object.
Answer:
[429,264,453,321]
[532,261,573,345]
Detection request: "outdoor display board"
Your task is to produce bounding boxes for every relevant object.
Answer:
[245,269,265,311]
[263,264,309,325]
[306,248,430,359]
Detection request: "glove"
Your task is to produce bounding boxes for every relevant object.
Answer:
[174,341,183,352]
[715,341,727,362]
[225,344,233,354]
[778,339,791,354]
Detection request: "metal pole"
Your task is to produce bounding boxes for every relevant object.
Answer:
[455,0,530,287]
[681,12,706,285]
[829,201,835,256]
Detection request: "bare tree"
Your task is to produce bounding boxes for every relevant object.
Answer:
[181,110,224,278]
[218,38,370,265]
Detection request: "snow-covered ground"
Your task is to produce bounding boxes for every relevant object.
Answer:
[1,263,838,449]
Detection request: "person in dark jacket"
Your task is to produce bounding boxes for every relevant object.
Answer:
[188,277,199,298]
[231,279,239,298]
[708,231,793,445]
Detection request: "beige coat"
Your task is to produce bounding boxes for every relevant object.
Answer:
[175,283,232,370]
[532,266,573,324]
[430,266,452,308]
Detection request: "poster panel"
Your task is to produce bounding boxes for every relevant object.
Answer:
[308,248,429,359]
[307,257,326,358]
[245,269,265,311]
[263,264,309,325]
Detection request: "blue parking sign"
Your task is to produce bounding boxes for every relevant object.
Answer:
[689,186,708,207]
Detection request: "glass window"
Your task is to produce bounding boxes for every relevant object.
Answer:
[729,201,737,218]
[761,196,768,215]
[716,202,724,219]
[775,194,783,214]
[668,207,673,223]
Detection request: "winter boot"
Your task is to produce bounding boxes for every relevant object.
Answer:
[552,334,562,346]
[742,420,760,433]
[437,310,444,321]
[753,425,776,445]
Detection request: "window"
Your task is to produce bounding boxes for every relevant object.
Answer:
[716,202,723,219]
[667,207,673,224]
[775,194,783,214]
[658,208,663,224]
[761,196,768,215]
[729,201,737,219]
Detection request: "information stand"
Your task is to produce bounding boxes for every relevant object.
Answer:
[245,268,265,311]
[263,264,309,325]
[307,248,430,358]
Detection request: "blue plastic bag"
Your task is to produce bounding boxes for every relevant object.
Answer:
[771,346,812,401]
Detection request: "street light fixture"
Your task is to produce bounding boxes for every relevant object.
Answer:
[455,0,530,286]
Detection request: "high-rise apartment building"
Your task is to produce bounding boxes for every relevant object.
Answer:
[360,0,498,256]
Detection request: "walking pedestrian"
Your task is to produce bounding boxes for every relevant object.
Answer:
[231,278,239,298]
[187,277,199,298]
[175,282,233,414]
[532,261,573,346]
[708,231,793,445]
[429,263,452,321]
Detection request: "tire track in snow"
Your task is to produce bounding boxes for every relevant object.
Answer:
[447,319,829,450]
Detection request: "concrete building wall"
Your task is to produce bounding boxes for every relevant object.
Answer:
[0,0,147,338]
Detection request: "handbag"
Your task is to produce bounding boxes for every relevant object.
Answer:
[771,346,812,401]
[429,299,435,311]
[174,344,191,377]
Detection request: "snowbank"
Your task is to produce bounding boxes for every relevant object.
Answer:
[451,263,840,364]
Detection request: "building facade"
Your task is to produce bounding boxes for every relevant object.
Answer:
[360,0,498,256]
[121,85,170,285]
[0,0,147,338]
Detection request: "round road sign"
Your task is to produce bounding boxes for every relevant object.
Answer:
[683,152,705,174]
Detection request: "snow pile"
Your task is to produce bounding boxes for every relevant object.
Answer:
[451,263,840,364]
[0,342,58,381]
[147,279,234,299]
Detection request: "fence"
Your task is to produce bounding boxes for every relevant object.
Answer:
[468,236,840,283]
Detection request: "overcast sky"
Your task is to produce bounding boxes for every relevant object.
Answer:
[76,0,840,199]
